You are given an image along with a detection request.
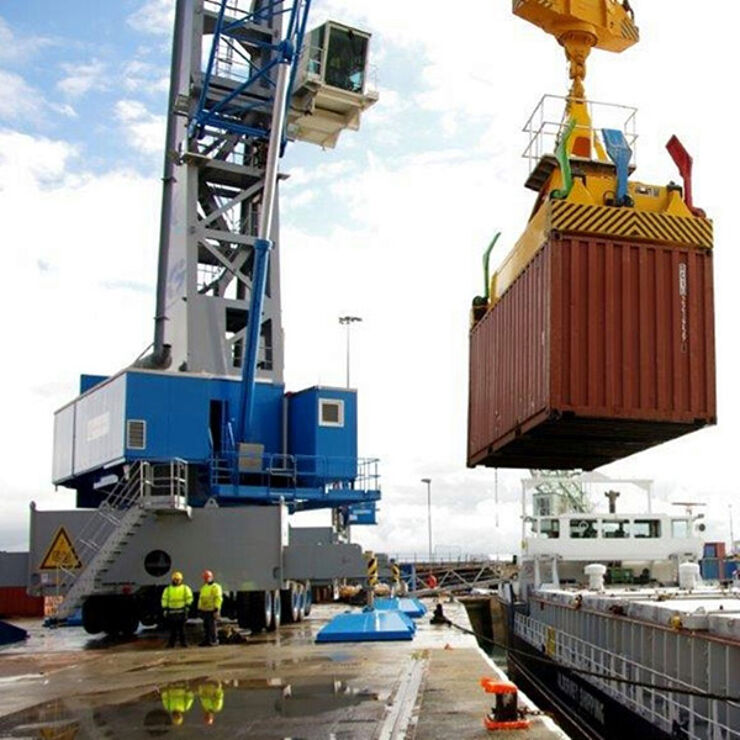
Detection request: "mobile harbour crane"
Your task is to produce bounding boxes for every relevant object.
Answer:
[28,0,380,636]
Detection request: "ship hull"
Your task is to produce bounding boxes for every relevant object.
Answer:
[507,632,673,740]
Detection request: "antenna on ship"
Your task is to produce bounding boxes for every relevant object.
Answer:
[672,501,707,521]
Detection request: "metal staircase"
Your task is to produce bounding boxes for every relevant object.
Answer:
[54,460,190,620]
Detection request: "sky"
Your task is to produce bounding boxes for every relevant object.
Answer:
[0,1,737,559]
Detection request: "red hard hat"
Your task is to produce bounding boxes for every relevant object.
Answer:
[202,569,214,582]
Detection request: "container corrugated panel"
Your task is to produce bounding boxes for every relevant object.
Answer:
[468,235,716,470]
[0,587,44,618]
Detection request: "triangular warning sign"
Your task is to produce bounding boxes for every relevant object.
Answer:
[39,527,82,570]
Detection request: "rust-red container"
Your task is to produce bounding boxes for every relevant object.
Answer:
[0,587,44,618]
[468,235,716,470]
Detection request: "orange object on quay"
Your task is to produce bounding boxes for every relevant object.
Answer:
[468,235,716,470]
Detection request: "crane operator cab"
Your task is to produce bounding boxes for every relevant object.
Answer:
[288,21,378,149]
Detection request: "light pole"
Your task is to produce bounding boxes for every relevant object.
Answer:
[338,316,362,388]
[421,478,432,563]
[730,504,736,556]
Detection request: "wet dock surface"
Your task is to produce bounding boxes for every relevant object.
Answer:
[0,600,565,738]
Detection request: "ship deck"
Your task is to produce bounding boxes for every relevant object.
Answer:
[531,585,740,640]
[0,599,565,738]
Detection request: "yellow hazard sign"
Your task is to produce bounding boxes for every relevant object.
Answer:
[40,527,82,570]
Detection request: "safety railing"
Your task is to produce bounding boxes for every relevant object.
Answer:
[142,459,190,512]
[514,613,739,739]
[210,451,380,493]
[522,94,638,174]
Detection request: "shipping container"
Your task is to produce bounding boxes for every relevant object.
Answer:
[0,587,44,618]
[703,541,727,559]
[468,235,716,470]
[0,552,29,587]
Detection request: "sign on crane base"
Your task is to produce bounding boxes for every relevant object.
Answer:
[39,527,82,570]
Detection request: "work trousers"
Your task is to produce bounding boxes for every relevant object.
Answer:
[167,610,188,647]
[201,610,218,646]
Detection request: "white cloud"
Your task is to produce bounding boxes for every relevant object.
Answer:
[0,130,75,188]
[0,71,42,120]
[128,0,174,36]
[48,102,78,119]
[123,59,169,94]
[0,72,79,124]
[0,131,160,544]
[57,59,107,98]
[0,16,52,62]
[114,99,166,155]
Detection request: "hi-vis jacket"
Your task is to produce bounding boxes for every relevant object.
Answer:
[161,584,194,612]
[198,582,223,612]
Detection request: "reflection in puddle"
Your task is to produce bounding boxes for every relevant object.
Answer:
[0,675,381,738]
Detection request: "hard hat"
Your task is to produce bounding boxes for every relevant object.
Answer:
[171,711,184,726]
[202,569,214,583]
[204,712,215,726]
[172,571,183,584]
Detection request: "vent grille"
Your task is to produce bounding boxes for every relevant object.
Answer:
[127,420,147,450]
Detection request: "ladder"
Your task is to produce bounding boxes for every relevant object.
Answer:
[54,460,191,620]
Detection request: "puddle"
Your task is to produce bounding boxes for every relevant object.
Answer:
[0,675,382,738]
[327,652,354,663]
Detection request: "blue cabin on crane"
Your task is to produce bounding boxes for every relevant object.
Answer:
[52,370,380,516]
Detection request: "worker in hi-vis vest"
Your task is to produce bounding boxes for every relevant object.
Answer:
[197,569,223,646]
[161,571,193,648]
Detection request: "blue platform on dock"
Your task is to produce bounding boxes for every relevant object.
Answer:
[315,609,416,643]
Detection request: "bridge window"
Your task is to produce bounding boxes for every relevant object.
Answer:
[633,519,661,538]
[541,518,560,539]
[570,519,597,539]
[672,519,689,538]
[602,520,630,538]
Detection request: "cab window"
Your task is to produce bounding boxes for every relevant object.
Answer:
[633,519,661,538]
[570,519,597,539]
[602,520,630,538]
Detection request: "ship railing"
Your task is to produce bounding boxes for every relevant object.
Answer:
[515,613,739,739]
[521,94,639,174]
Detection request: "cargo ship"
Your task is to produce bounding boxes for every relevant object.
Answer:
[496,472,739,740]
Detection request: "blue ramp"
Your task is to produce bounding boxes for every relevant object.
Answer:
[316,609,415,643]
[374,597,427,619]
[0,620,28,646]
